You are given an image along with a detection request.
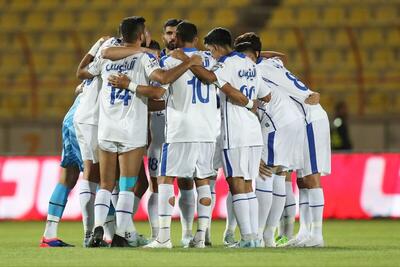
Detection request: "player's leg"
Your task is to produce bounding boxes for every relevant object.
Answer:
[178,178,195,247]
[277,172,296,246]
[148,176,159,240]
[263,168,287,247]
[90,146,117,247]
[40,166,80,247]
[103,162,119,244]
[245,180,258,245]
[112,146,145,247]
[205,176,216,246]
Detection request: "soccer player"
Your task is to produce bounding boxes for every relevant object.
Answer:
[170,27,272,248]
[39,85,84,247]
[233,33,306,247]
[245,34,330,247]
[160,18,182,58]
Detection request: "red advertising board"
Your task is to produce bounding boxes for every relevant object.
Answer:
[0,154,399,220]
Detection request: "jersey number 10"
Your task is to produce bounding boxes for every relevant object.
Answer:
[187,77,210,104]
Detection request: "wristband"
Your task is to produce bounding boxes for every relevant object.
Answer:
[88,39,103,56]
[245,99,254,109]
[128,81,138,93]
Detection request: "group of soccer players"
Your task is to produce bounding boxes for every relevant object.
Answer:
[39,16,330,249]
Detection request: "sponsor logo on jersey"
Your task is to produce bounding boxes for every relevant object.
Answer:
[238,67,256,80]
[105,58,136,72]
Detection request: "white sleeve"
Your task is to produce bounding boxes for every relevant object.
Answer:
[142,53,162,78]
[212,61,230,88]
[87,57,102,76]
[257,75,271,99]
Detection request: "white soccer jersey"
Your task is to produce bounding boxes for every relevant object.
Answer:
[160,48,217,143]
[213,51,269,149]
[258,57,327,123]
[88,51,161,146]
[74,37,121,125]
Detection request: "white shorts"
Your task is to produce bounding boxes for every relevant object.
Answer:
[213,135,223,170]
[74,122,99,163]
[147,143,162,178]
[159,142,216,179]
[98,139,143,154]
[222,146,263,180]
[297,117,331,177]
[261,120,304,171]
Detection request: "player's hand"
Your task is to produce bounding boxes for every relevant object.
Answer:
[250,99,259,114]
[169,49,189,61]
[74,82,84,95]
[305,92,320,105]
[190,54,203,66]
[145,30,152,48]
[98,36,111,45]
[259,160,273,178]
[108,73,130,89]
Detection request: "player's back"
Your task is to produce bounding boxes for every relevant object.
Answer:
[160,48,217,143]
[214,51,267,149]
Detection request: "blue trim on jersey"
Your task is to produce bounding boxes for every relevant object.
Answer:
[223,149,233,177]
[159,55,170,68]
[289,96,308,124]
[160,48,167,58]
[256,57,263,64]
[262,76,279,87]
[160,143,169,176]
[182,47,198,52]
[267,132,275,166]
[257,107,277,131]
[306,123,319,174]
[225,98,230,149]
[218,51,246,63]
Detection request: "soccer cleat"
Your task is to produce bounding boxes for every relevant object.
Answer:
[254,238,265,248]
[188,238,206,248]
[205,240,212,247]
[143,239,173,249]
[276,235,289,247]
[83,231,92,248]
[205,228,212,247]
[88,226,109,248]
[296,236,324,247]
[228,239,255,248]
[40,237,74,248]
[136,234,150,246]
[283,234,309,247]
[223,230,236,246]
[181,235,193,248]
[110,234,135,248]
[264,238,276,248]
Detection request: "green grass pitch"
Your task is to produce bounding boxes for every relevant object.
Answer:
[0,220,399,266]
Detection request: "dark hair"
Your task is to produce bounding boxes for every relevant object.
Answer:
[163,18,182,30]
[176,21,197,43]
[148,40,161,50]
[119,16,145,43]
[234,32,262,55]
[204,27,232,48]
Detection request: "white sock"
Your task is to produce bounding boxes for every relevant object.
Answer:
[232,193,252,241]
[94,189,111,228]
[178,188,195,238]
[264,174,286,241]
[43,215,59,239]
[132,195,140,216]
[79,180,97,235]
[298,189,311,238]
[247,191,258,240]
[283,181,296,239]
[194,185,211,242]
[148,192,159,239]
[111,186,119,209]
[308,188,324,240]
[225,191,237,233]
[115,191,136,237]
[104,211,115,242]
[206,179,216,242]
[255,176,273,239]
[158,184,174,243]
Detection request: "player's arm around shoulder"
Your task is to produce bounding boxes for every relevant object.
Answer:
[76,36,109,80]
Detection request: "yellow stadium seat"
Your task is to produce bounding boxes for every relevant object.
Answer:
[321,6,345,26]
[281,30,297,48]
[0,53,24,75]
[0,13,23,32]
[9,0,34,11]
[386,29,400,47]
[49,53,78,74]
[365,92,388,115]
[320,49,342,69]
[90,0,114,10]
[146,0,167,8]
[225,0,250,7]
[259,30,279,49]
[78,11,103,31]
[371,48,392,68]
[118,0,140,8]
[332,29,349,47]
[25,13,49,31]
[170,0,193,7]
[360,29,384,47]
[297,7,319,27]
[308,29,332,48]
[375,6,398,25]
[187,9,210,28]
[269,8,295,27]
[62,0,87,10]
[35,0,61,11]
[159,10,182,27]
[197,0,215,8]
[212,9,237,28]
[32,54,51,74]
[105,10,129,32]
[51,12,75,30]
[348,7,371,26]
